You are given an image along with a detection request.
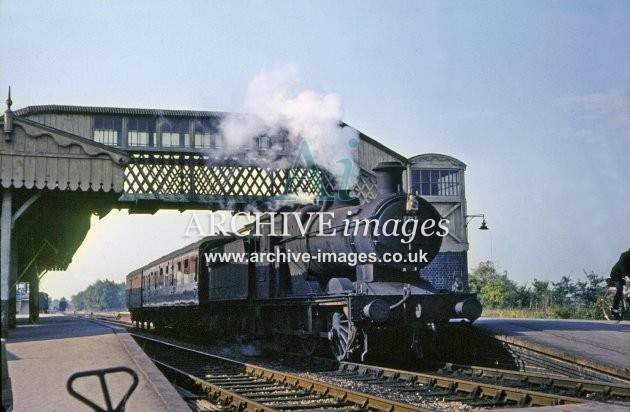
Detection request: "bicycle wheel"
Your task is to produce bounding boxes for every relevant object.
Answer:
[600,287,617,320]
[623,291,630,320]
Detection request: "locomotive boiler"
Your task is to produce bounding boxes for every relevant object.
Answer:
[126,161,482,361]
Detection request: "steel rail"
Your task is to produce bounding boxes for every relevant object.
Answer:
[132,334,431,411]
[329,361,584,407]
[90,316,132,328]
[94,318,623,406]
[129,331,585,409]
[240,363,430,412]
[282,350,630,402]
[152,358,275,412]
[436,362,630,399]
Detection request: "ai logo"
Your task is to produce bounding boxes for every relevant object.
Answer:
[277,137,358,201]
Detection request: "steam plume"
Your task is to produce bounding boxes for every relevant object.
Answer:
[219,64,359,189]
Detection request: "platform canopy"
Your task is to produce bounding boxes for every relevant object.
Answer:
[1,105,131,274]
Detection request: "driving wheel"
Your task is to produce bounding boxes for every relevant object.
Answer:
[328,311,357,361]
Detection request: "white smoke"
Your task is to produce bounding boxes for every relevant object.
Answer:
[219,64,359,189]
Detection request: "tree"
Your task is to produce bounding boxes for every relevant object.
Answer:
[469,261,521,308]
[71,291,86,311]
[530,279,551,310]
[70,279,126,311]
[511,283,531,308]
[576,270,605,304]
[551,276,577,306]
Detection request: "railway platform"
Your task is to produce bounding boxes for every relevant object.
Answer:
[473,318,630,382]
[3,313,190,411]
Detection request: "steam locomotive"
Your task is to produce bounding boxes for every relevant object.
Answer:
[126,161,482,361]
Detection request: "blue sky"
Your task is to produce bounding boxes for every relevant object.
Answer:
[1,1,629,298]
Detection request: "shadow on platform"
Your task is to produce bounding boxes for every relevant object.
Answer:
[8,314,118,344]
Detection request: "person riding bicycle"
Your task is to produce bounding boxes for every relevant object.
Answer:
[609,249,630,320]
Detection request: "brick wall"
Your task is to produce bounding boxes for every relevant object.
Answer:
[421,251,468,292]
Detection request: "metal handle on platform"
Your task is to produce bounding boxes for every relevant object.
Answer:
[66,366,139,412]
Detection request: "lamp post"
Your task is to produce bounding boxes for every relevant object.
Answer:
[465,214,492,261]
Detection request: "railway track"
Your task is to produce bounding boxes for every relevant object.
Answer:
[317,359,630,406]
[89,315,629,409]
[280,351,630,402]
[435,362,630,400]
[131,334,592,411]
[131,334,429,411]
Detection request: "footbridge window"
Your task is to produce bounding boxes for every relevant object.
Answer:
[128,117,155,147]
[161,118,190,148]
[94,116,122,146]
[194,119,222,149]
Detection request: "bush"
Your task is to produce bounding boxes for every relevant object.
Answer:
[551,305,572,319]
[469,263,606,320]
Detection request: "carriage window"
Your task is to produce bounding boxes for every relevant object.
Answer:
[177,262,181,272]
[192,257,197,281]
[411,169,460,196]
[94,116,122,146]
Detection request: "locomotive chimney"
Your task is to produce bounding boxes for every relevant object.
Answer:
[373,161,406,196]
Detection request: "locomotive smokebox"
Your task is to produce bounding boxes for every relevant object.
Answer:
[282,159,444,279]
[373,161,406,196]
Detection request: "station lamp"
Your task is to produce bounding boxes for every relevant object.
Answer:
[465,214,489,230]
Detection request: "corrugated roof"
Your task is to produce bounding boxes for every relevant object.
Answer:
[12,105,407,162]
[13,104,229,118]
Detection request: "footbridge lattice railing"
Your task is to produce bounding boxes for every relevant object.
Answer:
[119,152,377,209]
